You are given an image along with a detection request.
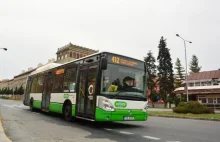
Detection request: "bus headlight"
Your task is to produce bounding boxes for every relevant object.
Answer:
[102,100,115,112]
[142,103,148,112]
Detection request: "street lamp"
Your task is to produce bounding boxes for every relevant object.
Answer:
[0,48,7,51]
[176,34,192,102]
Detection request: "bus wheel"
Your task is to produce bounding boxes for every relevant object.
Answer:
[63,102,72,121]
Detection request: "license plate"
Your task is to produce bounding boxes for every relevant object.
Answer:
[123,116,134,121]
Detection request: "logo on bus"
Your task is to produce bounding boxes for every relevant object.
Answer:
[64,94,69,99]
[114,101,127,108]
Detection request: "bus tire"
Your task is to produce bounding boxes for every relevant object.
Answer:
[63,101,72,121]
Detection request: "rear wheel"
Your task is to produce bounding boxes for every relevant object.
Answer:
[63,102,72,121]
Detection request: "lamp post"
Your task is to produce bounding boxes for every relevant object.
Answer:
[176,34,192,102]
[0,48,7,51]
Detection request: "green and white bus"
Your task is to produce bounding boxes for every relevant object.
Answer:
[23,51,149,122]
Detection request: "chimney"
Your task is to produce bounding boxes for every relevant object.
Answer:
[28,67,33,71]
[48,58,55,63]
[38,63,43,67]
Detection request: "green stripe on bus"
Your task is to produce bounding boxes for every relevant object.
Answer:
[49,103,63,113]
[33,100,41,109]
[95,107,148,121]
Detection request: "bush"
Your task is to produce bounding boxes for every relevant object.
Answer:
[173,101,215,114]
[178,102,186,107]
[185,101,204,109]
[173,107,190,114]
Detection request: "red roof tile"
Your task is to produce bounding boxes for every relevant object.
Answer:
[188,70,220,80]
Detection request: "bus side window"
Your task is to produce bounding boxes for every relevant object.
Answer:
[63,68,76,93]
[30,75,44,93]
[52,73,64,93]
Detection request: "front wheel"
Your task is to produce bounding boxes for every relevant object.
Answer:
[63,103,72,121]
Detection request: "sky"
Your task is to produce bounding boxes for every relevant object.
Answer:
[0,0,220,79]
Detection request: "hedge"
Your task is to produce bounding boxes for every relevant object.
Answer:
[173,101,215,114]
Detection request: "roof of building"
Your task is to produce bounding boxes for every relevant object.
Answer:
[187,70,220,81]
[14,68,37,78]
[56,42,98,54]
[174,85,220,91]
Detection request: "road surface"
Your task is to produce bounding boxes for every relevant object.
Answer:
[0,99,219,142]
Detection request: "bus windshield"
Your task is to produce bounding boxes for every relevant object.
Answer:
[101,64,146,100]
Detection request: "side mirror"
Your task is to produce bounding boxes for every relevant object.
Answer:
[101,58,107,70]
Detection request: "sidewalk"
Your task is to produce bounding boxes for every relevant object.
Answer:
[147,108,220,114]
[0,118,11,142]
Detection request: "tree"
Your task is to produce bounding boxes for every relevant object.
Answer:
[144,50,157,92]
[174,58,185,88]
[149,92,160,108]
[14,87,18,95]
[157,36,174,107]
[18,85,24,95]
[189,54,202,73]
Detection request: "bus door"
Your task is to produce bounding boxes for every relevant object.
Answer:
[23,78,32,106]
[42,73,53,111]
[76,64,98,119]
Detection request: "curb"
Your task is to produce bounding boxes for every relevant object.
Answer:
[0,117,12,142]
[149,114,220,122]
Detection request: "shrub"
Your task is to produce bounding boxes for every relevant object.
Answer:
[173,101,215,114]
[173,107,190,114]
[185,101,204,109]
[178,102,186,107]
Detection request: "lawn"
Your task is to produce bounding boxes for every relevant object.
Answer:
[149,111,220,121]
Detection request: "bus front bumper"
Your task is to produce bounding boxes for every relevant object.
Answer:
[95,108,148,121]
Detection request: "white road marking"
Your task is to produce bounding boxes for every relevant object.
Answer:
[119,131,134,135]
[1,104,28,109]
[104,128,113,131]
[166,141,181,142]
[143,135,161,140]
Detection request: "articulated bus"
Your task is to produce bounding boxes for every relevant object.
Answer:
[23,51,149,122]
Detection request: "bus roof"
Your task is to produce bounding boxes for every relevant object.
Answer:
[61,51,144,66]
[29,63,61,76]
[29,51,145,76]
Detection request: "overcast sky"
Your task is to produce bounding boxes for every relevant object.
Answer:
[0,0,220,79]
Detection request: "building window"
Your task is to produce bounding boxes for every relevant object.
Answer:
[207,82,212,86]
[76,53,79,59]
[208,98,213,103]
[63,68,76,93]
[80,54,83,58]
[70,52,72,57]
[73,52,76,58]
[201,82,206,86]
[217,98,220,103]
[201,98,206,103]
[195,82,200,86]
[189,83,194,87]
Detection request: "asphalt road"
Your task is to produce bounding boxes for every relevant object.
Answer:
[0,99,220,142]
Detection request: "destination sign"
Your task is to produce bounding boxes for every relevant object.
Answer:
[108,54,144,69]
[112,56,138,67]
[56,69,65,75]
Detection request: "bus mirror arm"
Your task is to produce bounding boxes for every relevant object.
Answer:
[101,58,107,70]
